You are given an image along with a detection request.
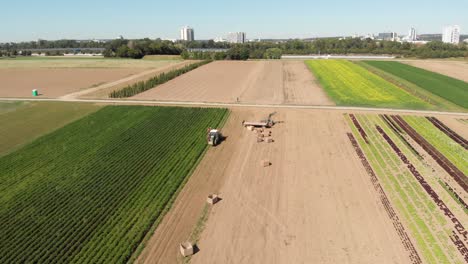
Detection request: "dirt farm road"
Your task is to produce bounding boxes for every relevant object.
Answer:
[1,97,468,117]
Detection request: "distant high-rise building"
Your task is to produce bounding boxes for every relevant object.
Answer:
[408,27,417,41]
[180,26,194,41]
[442,25,460,44]
[377,32,398,41]
[227,32,246,43]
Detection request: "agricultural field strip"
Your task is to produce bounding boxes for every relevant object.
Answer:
[1,107,227,262]
[37,109,222,262]
[353,115,460,263]
[426,117,468,149]
[0,102,102,157]
[0,57,180,69]
[357,61,464,112]
[363,61,468,109]
[306,60,431,109]
[110,60,211,98]
[405,116,468,174]
[373,120,468,262]
[394,116,468,191]
[2,106,227,262]
[349,115,446,262]
[2,97,468,116]
[347,114,468,263]
[380,115,468,253]
[58,61,193,100]
[346,132,422,264]
[366,115,468,262]
[1,109,152,262]
[380,115,468,214]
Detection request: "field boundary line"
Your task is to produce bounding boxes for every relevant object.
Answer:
[1,97,468,116]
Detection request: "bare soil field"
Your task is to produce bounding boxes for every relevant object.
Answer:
[138,108,412,264]
[133,61,334,106]
[0,57,181,69]
[437,115,468,139]
[400,60,468,82]
[70,61,195,99]
[0,68,143,98]
[0,57,185,98]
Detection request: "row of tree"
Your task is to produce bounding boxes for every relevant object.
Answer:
[2,38,466,59]
[106,38,467,60]
[109,60,211,98]
[103,39,183,59]
[0,39,107,50]
[0,50,32,57]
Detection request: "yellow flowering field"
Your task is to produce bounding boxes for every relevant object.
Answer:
[306,60,432,109]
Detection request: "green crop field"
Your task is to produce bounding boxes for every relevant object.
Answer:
[363,61,468,109]
[0,101,101,156]
[306,60,431,109]
[357,61,465,112]
[0,101,25,114]
[0,105,228,263]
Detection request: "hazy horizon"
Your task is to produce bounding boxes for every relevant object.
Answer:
[1,0,467,42]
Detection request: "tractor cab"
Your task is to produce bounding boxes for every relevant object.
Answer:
[207,128,222,146]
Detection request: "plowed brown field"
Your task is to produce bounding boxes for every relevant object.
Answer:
[137,109,411,264]
[0,59,187,98]
[0,68,142,98]
[132,61,334,105]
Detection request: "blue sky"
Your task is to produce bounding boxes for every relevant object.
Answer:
[1,0,467,42]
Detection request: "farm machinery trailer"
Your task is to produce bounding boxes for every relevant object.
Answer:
[242,112,277,128]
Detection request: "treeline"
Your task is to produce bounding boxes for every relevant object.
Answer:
[410,41,467,58]
[109,60,211,98]
[177,39,467,60]
[180,46,282,60]
[103,39,183,59]
[0,50,32,57]
[0,39,106,50]
[238,38,467,59]
[2,37,466,59]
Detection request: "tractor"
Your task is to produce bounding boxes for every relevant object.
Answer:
[207,128,222,146]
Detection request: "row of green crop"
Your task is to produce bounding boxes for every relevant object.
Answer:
[346,114,464,263]
[403,116,467,175]
[0,105,228,263]
[362,61,468,109]
[305,60,431,109]
[109,60,212,98]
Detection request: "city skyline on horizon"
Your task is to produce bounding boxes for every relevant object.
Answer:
[3,25,466,43]
[0,0,467,42]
